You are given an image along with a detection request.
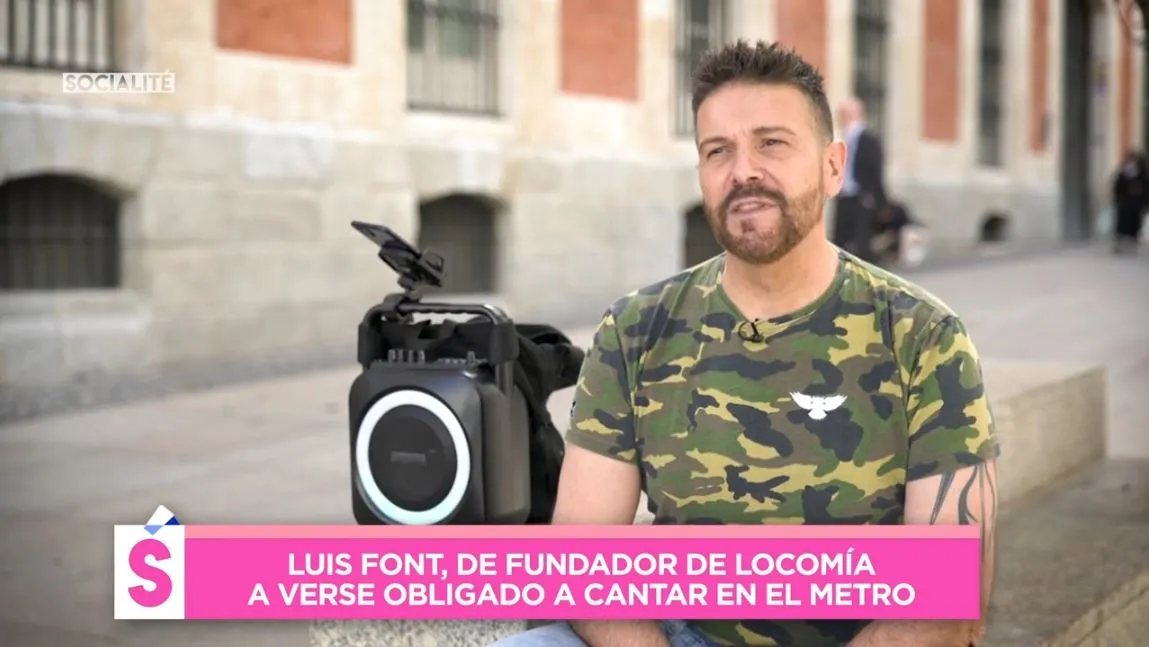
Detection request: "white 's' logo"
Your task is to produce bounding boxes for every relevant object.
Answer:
[790,392,848,420]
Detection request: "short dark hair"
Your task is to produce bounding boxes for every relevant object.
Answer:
[691,40,833,141]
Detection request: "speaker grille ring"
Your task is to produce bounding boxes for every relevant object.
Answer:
[355,389,471,525]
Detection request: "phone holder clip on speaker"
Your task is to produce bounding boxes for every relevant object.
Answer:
[350,219,445,323]
[350,220,516,397]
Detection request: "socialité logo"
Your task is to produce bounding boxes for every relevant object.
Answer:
[113,505,187,619]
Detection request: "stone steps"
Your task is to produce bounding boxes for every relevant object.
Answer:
[980,359,1106,507]
[982,458,1149,647]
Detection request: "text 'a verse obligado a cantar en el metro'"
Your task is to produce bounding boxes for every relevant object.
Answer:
[245,550,918,609]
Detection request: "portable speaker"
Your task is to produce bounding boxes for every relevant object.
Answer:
[346,219,531,525]
[349,333,531,525]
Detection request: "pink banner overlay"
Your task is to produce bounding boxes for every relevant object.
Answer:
[162,525,981,621]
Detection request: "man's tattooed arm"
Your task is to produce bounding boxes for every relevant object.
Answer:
[930,461,998,598]
[847,461,999,647]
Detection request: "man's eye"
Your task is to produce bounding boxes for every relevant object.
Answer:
[706,147,727,158]
[762,138,783,147]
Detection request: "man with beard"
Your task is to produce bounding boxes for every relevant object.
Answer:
[490,41,998,647]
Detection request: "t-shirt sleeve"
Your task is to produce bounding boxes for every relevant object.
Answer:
[905,315,1001,481]
[563,308,639,465]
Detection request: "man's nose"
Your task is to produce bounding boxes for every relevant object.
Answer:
[731,148,763,185]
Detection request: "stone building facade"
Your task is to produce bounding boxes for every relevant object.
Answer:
[0,0,1144,402]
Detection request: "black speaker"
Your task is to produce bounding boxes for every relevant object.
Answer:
[347,221,532,525]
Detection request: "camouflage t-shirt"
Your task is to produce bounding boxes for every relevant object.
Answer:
[565,250,1000,647]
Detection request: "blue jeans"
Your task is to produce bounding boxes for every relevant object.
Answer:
[489,620,715,646]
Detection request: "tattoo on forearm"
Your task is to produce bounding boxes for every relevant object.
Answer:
[928,463,998,579]
[928,471,957,525]
[928,462,996,526]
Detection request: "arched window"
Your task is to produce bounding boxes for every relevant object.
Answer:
[979,211,1011,244]
[417,193,498,293]
[0,174,122,290]
[682,204,723,268]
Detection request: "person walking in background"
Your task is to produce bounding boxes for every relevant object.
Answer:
[1113,150,1148,254]
[832,98,887,263]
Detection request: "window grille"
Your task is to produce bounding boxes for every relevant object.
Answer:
[0,174,122,291]
[407,0,501,115]
[0,0,117,72]
[852,0,889,139]
[673,0,727,136]
[977,0,1006,166]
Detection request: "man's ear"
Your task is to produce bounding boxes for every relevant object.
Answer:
[824,139,847,193]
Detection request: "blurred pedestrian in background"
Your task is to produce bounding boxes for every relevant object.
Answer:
[832,97,887,263]
[1112,149,1148,255]
[872,199,930,270]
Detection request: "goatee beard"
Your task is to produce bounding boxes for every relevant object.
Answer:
[707,182,823,265]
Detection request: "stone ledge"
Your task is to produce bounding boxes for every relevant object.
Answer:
[982,360,1107,507]
[311,619,525,647]
[309,360,1109,647]
[983,458,1149,646]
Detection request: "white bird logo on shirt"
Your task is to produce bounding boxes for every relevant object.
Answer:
[790,392,848,420]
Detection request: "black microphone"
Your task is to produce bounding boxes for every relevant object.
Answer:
[736,320,765,343]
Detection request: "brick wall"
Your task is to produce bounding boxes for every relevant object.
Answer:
[560,0,639,100]
[774,0,829,85]
[922,0,960,142]
[1118,3,1135,153]
[216,0,352,64]
[1028,0,1049,153]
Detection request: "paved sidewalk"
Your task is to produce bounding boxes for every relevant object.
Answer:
[901,247,1149,458]
[0,246,1146,647]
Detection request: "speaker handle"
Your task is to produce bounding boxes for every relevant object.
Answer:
[365,300,519,397]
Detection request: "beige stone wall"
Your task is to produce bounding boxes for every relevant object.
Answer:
[0,0,1139,393]
[0,0,1109,199]
[2,1,1121,169]
[876,0,1059,246]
